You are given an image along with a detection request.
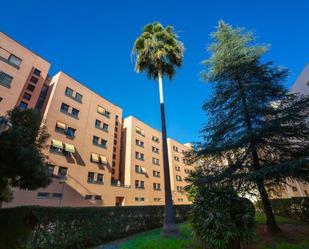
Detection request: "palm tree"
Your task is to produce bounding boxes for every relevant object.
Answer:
[132,22,184,236]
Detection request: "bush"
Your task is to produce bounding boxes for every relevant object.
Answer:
[190,185,255,249]
[256,197,309,222]
[0,205,190,249]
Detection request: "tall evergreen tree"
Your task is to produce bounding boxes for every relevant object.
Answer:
[132,22,184,236]
[0,108,51,206]
[189,21,309,232]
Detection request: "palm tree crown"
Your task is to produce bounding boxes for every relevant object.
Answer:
[132,22,184,80]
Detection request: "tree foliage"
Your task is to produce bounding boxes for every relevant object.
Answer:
[0,108,51,202]
[190,184,255,249]
[132,22,184,80]
[188,21,309,231]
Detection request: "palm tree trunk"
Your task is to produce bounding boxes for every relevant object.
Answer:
[158,68,179,237]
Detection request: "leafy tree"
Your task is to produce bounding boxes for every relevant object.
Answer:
[190,184,255,249]
[189,21,309,232]
[0,108,51,206]
[132,22,184,236]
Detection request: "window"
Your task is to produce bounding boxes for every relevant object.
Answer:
[153,170,160,177]
[152,157,160,165]
[135,151,144,161]
[292,186,298,192]
[52,193,63,199]
[66,127,75,138]
[0,72,13,88]
[75,93,82,102]
[135,165,146,174]
[103,123,109,131]
[176,175,182,181]
[153,183,161,191]
[71,108,79,118]
[135,197,145,202]
[95,195,102,200]
[47,165,54,177]
[0,97,3,102]
[33,68,41,76]
[152,136,159,143]
[8,54,22,67]
[178,198,184,202]
[135,180,145,189]
[152,146,159,154]
[30,76,38,84]
[19,101,28,110]
[27,84,35,92]
[173,146,179,152]
[176,186,183,192]
[65,87,74,97]
[97,174,104,184]
[65,87,83,103]
[154,198,161,202]
[88,172,95,183]
[95,119,109,132]
[37,192,49,198]
[136,139,144,148]
[175,166,180,171]
[58,167,68,179]
[95,119,101,128]
[23,92,31,100]
[85,195,92,200]
[97,105,110,118]
[174,156,180,162]
[135,126,145,136]
[93,136,107,148]
[60,103,69,113]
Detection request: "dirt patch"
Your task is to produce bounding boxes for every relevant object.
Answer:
[246,224,309,249]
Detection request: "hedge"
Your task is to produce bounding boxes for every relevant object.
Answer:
[256,197,309,222]
[0,205,190,249]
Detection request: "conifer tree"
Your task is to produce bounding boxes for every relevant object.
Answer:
[190,21,309,232]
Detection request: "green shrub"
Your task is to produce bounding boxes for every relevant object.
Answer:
[190,185,255,249]
[256,197,309,222]
[0,205,190,249]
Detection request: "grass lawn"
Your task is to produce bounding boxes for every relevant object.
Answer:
[113,214,309,249]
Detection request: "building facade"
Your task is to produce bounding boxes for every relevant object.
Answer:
[291,63,309,95]
[0,32,50,115]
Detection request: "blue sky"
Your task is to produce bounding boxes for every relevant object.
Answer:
[1,1,308,143]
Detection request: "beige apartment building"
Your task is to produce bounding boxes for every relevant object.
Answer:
[0,32,50,115]
[121,117,195,206]
[167,139,194,205]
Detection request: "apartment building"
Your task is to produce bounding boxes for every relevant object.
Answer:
[0,32,50,115]
[3,71,132,207]
[167,139,194,205]
[121,116,165,205]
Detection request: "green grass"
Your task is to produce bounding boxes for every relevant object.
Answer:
[255,212,302,225]
[120,223,199,249]
[118,214,307,249]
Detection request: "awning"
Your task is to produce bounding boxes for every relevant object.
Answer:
[91,153,99,163]
[52,139,63,149]
[56,121,66,130]
[99,155,107,164]
[64,143,75,153]
[97,105,105,114]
